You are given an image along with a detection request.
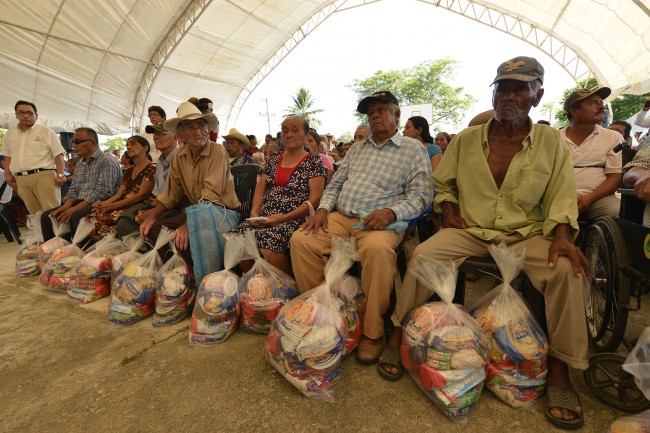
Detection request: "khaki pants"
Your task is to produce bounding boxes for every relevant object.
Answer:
[582,194,620,221]
[393,228,589,370]
[15,170,60,214]
[290,211,403,339]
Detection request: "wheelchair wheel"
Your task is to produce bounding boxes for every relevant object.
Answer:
[584,353,650,412]
[583,218,630,353]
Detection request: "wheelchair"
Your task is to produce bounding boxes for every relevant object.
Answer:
[581,181,650,411]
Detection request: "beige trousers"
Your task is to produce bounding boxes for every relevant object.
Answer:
[290,211,403,339]
[15,170,60,214]
[393,228,589,370]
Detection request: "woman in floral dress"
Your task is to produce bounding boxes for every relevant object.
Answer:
[88,135,156,238]
[230,116,326,274]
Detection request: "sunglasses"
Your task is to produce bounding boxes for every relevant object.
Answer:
[71,138,93,145]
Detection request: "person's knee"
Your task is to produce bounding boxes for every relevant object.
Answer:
[289,230,307,251]
[117,217,138,238]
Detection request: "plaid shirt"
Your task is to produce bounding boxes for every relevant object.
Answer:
[319,131,433,221]
[65,148,122,204]
[623,144,650,226]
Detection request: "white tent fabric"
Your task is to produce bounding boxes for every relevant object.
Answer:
[0,0,649,134]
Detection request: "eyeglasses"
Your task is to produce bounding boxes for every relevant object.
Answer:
[16,110,35,116]
[71,138,93,145]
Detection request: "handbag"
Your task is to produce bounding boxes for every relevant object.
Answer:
[185,200,240,285]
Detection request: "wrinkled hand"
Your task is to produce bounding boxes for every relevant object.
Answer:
[634,176,650,202]
[92,201,113,214]
[442,210,468,229]
[362,208,396,231]
[139,215,156,239]
[135,208,154,225]
[172,223,189,250]
[55,176,66,187]
[300,208,328,236]
[577,195,593,214]
[548,234,590,277]
[58,207,75,224]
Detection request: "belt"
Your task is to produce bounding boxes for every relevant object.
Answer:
[14,168,55,176]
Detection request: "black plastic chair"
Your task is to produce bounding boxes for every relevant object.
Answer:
[231,164,263,222]
[0,203,21,244]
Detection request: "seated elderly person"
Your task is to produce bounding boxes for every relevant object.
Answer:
[230,116,326,274]
[41,127,122,241]
[623,144,650,226]
[224,128,255,166]
[86,135,156,239]
[382,57,590,430]
[306,128,333,184]
[290,90,432,365]
[139,101,239,266]
[561,87,622,220]
[116,123,179,237]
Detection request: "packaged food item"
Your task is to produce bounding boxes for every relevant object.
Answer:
[110,234,146,292]
[108,228,173,325]
[470,243,548,408]
[609,409,650,432]
[38,217,70,285]
[239,230,298,333]
[16,213,44,277]
[623,326,650,400]
[68,234,125,303]
[402,257,489,422]
[42,218,95,292]
[153,243,196,326]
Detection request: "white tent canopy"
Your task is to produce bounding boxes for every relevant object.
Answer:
[1,0,649,135]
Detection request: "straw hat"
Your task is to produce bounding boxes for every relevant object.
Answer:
[468,109,494,127]
[222,128,251,149]
[163,101,219,134]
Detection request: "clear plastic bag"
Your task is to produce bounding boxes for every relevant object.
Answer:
[38,216,70,285]
[623,327,650,400]
[42,218,94,292]
[108,228,173,325]
[190,233,251,345]
[608,408,650,432]
[153,243,197,326]
[264,284,347,401]
[402,256,489,422]
[239,230,298,333]
[470,242,548,408]
[68,234,125,303]
[16,213,44,277]
[110,233,146,292]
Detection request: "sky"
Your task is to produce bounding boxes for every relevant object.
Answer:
[234,0,579,139]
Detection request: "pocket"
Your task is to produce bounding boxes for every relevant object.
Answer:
[513,169,551,206]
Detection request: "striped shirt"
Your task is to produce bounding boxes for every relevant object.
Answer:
[65,148,122,204]
[319,131,433,221]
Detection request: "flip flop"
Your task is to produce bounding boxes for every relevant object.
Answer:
[377,347,403,381]
[544,385,584,430]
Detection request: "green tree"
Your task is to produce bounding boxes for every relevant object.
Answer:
[348,59,475,126]
[0,129,5,153]
[539,102,556,123]
[284,87,325,128]
[555,77,650,125]
[102,136,126,154]
[338,132,352,143]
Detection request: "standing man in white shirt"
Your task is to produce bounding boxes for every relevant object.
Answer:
[1,100,66,214]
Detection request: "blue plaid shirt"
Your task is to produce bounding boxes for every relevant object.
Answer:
[319,131,433,221]
[65,148,122,204]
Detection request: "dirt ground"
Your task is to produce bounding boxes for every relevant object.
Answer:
[0,237,645,433]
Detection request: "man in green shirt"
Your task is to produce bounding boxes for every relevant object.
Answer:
[380,56,590,429]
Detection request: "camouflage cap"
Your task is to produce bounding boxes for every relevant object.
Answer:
[491,56,544,85]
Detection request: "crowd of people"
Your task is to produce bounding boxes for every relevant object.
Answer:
[3,54,650,430]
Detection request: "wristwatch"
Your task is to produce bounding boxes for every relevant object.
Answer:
[57,173,65,178]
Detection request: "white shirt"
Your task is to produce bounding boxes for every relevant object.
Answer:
[634,109,650,128]
[1,122,65,173]
[0,168,13,204]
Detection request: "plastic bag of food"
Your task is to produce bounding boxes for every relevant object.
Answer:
[189,233,251,345]
[239,230,299,333]
[110,234,146,292]
[623,327,650,400]
[469,242,548,408]
[16,213,44,277]
[42,218,95,292]
[153,243,197,326]
[402,257,489,422]
[264,283,347,401]
[68,234,125,303]
[609,408,650,432]
[38,217,70,285]
[108,228,173,325]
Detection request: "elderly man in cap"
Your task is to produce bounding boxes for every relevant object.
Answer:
[138,101,239,265]
[290,90,433,365]
[382,57,589,429]
[116,122,179,237]
[223,128,255,166]
[561,87,622,220]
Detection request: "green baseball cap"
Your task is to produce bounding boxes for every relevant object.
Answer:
[563,86,611,111]
[491,56,544,85]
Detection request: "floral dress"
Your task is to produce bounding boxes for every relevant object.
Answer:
[230,152,326,252]
[89,163,156,238]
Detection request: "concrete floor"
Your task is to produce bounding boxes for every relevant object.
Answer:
[0,235,644,433]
